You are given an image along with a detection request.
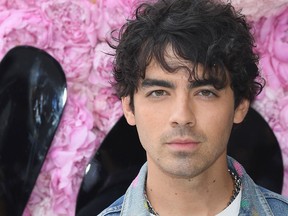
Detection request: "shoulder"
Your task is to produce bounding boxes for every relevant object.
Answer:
[97,195,124,216]
[259,186,288,212]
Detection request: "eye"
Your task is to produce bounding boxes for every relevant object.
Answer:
[197,89,217,98]
[147,90,168,97]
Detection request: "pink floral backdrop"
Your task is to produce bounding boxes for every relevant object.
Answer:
[0,0,287,215]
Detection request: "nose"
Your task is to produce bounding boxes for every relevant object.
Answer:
[169,94,195,127]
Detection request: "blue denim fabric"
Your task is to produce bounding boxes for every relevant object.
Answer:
[98,157,288,216]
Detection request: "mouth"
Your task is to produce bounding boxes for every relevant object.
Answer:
[166,138,200,151]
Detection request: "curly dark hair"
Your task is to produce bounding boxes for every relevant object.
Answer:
[109,0,264,108]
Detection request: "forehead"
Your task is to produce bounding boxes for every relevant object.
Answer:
[162,45,193,68]
[145,55,204,81]
[146,44,209,78]
[142,44,230,89]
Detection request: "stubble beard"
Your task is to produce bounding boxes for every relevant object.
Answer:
[157,126,209,179]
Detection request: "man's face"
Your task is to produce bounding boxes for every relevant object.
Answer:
[122,54,249,179]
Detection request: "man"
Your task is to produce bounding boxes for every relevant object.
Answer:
[99,0,288,215]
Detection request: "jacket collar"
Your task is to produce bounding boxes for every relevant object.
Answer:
[121,157,275,215]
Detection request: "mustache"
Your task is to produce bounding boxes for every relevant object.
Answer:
[160,126,206,143]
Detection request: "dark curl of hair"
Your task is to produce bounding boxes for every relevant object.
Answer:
[109,0,264,108]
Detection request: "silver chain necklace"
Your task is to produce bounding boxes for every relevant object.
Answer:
[144,169,242,215]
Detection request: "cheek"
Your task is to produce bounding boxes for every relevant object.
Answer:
[134,115,154,147]
[134,110,164,149]
[201,108,235,141]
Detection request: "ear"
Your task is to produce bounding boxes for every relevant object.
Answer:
[122,96,136,126]
[233,99,250,124]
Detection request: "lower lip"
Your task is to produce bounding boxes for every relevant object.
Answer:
[167,142,199,151]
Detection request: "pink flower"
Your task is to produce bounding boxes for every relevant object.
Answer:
[36,0,101,83]
[0,8,53,58]
[279,96,288,130]
[95,0,137,41]
[88,42,123,133]
[0,0,43,9]
[252,5,288,194]
[26,96,99,215]
[0,0,133,215]
[258,56,282,89]
[231,0,288,19]
[53,46,94,82]
[89,42,114,87]
[41,0,98,48]
[253,6,288,90]
[92,88,122,133]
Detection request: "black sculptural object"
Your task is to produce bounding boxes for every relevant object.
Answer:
[76,116,146,216]
[0,46,67,216]
[227,107,283,193]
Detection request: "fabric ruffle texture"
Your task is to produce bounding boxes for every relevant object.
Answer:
[0,0,287,215]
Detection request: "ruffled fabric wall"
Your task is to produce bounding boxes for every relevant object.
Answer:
[0,0,287,215]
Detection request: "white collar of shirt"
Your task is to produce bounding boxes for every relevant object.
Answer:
[216,187,242,216]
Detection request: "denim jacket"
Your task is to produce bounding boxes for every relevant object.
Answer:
[98,157,288,216]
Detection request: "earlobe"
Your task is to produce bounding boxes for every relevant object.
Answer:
[122,96,136,126]
[234,99,250,124]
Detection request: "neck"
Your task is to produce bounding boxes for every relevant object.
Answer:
[145,158,234,216]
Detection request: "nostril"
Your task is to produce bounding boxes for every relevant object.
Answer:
[171,120,194,127]
[186,121,193,127]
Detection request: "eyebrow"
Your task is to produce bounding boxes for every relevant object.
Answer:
[190,79,216,88]
[141,79,175,89]
[141,78,216,89]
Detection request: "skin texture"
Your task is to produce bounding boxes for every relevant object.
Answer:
[122,49,249,215]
